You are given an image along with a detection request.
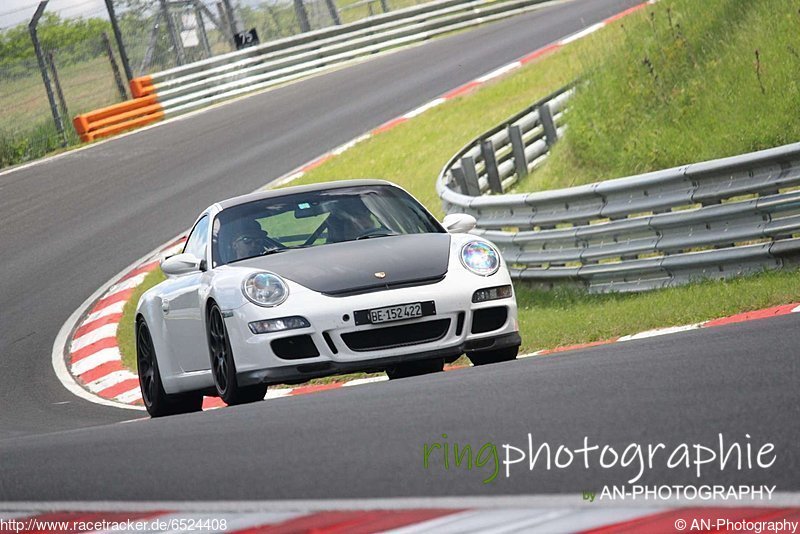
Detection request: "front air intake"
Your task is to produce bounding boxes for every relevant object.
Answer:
[272,335,320,360]
[341,319,451,352]
[471,307,508,334]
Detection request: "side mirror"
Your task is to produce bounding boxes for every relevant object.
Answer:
[442,213,477,234]
[161,253,202,276]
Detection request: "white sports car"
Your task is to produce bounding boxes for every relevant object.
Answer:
[135,180,520,416]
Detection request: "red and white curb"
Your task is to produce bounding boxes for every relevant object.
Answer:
[54,0,722,412]
[2,504,799,532]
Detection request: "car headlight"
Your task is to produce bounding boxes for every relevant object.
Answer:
[461,241,500,276]
[242,272,289,307]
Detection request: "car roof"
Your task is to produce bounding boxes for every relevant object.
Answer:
[216,179,397,210]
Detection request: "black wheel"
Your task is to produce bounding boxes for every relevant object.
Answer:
[386,358,444,380]
[207,303,268,405]
[467,346,519,366]
[136,320,203,417]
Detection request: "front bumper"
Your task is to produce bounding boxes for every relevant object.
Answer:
[224,269,520,386]
[238,332,521,386]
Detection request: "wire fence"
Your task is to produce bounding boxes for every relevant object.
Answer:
[0,0,433,169]
[1,28,128,167]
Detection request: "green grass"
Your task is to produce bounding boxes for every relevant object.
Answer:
[286,31,594,215]
[515,268,800,352]
[115,0,800,380]
[118,268,166,371]
[516,0,800,191]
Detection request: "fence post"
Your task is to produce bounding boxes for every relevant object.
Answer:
[379,0,390,13]
[102,32,128,100]
[46,51,69,124]
[508,124,528,179]
[160,0,185,66]
[293,0,311,32]
[104,0,133,83]
[215,2,235,46]
[539,103,558,147]
[195,0,225,39]
[193,3,212,57]
[460,156,482,197]
[481,139,503,194]
[220,0,241,37]
[324,0,341,24]
[29,1,67,147]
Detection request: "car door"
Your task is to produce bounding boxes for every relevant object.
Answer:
[162,214,213,373]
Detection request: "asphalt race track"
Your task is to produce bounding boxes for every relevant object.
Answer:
[1,314,799,500]
[0,0,797,501]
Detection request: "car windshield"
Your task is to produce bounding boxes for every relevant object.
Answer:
[212,185,444,266]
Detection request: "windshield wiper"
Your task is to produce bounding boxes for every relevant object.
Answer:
[259,247,289,256]
[356,232,397,240]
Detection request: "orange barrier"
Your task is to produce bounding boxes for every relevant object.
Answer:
[72,95,163,142]
[130,75,156,98]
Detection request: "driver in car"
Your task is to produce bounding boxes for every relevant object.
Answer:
[230,220,271,260]
[326,200,385,243]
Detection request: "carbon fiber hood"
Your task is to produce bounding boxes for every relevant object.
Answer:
[237,233,451,295]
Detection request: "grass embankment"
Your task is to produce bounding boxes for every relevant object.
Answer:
[116,0,800,377]
[518,0,800,191]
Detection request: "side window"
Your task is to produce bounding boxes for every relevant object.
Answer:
[183,215,210,260]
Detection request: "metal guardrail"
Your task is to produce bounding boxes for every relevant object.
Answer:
[437,86,800,292]
[74,0,558,142]
[131,0,556,113]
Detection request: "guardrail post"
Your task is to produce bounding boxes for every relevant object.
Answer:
[481,139,503,194]
[459,156,482,196]
[508,124,528,179]
[539,103,557,147]
[451,167,471,196]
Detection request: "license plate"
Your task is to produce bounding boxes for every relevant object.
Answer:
[354,301,436,325]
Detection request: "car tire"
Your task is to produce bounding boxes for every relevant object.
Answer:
[207,303,268,406]
[467,345,519,366]
[386,358,444,380]
[136,319,203,417]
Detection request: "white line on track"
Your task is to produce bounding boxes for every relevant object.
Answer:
[559,22,604,45]
[403,98,447,119]
[617,324,702,342]
[475,62,521,83]
[342,376,389,387]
